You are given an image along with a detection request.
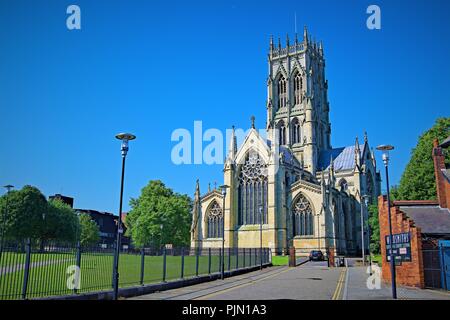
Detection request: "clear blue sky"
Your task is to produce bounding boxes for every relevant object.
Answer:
[1,0,449,214]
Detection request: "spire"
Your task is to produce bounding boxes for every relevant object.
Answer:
[286,33,290,47]
[364,131,368,144]
[319,41,323,56]
[214,181,217,190]
[355,136,361,167]
[228,125,237,161]
[295,33,298,45]
[278,37,281,49]
[208,182,211,193]
[270,35,274,53]
[303,25,308,44]
[251,115,255,129]
[195,179,200,199]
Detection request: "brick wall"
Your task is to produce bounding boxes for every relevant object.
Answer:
[378,195,425,288]
[433,139,450,209]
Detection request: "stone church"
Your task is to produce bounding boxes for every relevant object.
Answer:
[190,27,381,256]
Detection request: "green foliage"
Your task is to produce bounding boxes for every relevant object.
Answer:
[395,117,450,200]
[79,214,100,246]
[0,186,79,243]
[44,199,79,242]
[368,204,380,254]
[0,185,47,240]
[125,180,192,248]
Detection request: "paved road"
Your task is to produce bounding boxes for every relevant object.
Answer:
[344,265,450,300]
[130,260,450,300]
[132,261,343,300]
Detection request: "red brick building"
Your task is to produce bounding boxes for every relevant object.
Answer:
[378,137,450,289]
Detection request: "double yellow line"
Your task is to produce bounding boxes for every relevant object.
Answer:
[332,268,347,300]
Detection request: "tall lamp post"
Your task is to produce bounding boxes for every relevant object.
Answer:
[359,193,367,266]
[219,184,229,280]
[376,144,397,300]
[112,132,136,300]
[0,185,14,260]
[364,196,373,276]
[259,206,263,270]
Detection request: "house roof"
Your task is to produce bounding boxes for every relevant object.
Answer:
[439,136,450,148]
[399,205,450,235]
[318,145,362,172]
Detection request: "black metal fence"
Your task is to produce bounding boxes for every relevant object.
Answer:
[0,239,271,300]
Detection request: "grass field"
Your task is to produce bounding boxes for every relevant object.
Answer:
[0,250,264,300]
[271,256,288,266]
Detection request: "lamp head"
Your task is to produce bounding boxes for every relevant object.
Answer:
[376,145,394,166]
[115,133,136,157]
[3,185,14,192]
[219,184,229,196]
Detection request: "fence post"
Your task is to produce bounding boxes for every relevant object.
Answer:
[208,248,211,274]
[227,247,231,271]
[195,248,199,277]
[162,247,167,282]
[243,248,246,268]
[21,238,31,300]
[140,248,145,285]
[180,248,185,279]
[74,241,82,294]
[235,247,239,270]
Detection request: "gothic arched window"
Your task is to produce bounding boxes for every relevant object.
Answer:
[277,76,287,109]
[291,117,301,144]
[292,193,314,236]
[277,120,286,145]
[238,152,268,225]
[294,73,302,105]
[206,201,223,238]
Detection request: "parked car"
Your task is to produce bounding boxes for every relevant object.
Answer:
[309,250,324,261]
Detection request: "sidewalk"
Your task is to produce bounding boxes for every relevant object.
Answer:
[343,265,450,300]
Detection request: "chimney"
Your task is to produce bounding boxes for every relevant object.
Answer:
[432,138,448,208]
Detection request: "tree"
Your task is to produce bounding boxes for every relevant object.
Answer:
[125,180,192,248]
[79,214,100,246]
[0,185,47,241]
[368,204,380,254]
[394,117,450,200]
[45,199,79,243]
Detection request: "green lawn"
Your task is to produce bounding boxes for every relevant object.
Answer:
[271,256,288,266]
[0,250,264,300]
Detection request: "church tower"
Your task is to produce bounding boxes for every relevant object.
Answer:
[266,27,331,175]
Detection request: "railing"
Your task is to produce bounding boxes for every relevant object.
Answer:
[0,239,271,300]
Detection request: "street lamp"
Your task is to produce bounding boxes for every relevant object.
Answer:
[359,192,367,266]
[364,196,373,276]
[376,144,397,300]
[219,184,229,280]
[112,132,136,300]
[0,185,14,260]
[259,206,263,270]
[160,223,163,252]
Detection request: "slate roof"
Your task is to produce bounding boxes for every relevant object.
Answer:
[400,205,450,235]
[318,144,362,172]
[439,136,450,148]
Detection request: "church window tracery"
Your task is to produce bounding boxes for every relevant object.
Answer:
[206,201,223,238]
[292,193,314,236]
[238,152,268,225]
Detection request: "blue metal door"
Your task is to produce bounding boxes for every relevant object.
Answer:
[439,240,450,291]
